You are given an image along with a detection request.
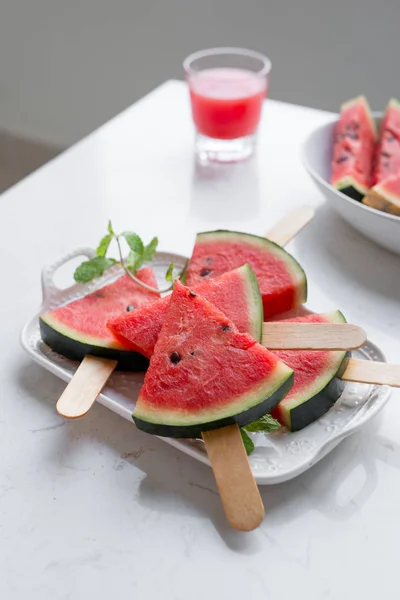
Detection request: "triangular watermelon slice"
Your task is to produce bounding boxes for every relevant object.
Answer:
[107,264,263,358]
[271,311,349,431]
[185,230,307,319]
[40,267,159,370]
[133,281,294,438]
[363,172,400,216]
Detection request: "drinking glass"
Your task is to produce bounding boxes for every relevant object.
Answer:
[184,47,271,163]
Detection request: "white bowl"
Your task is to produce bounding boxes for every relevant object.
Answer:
[302,112,400,256]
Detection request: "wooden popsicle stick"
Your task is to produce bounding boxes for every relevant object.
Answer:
[202,425,264,531]
[262,322,367,351]
[57,355,118,418]
[339,358,400,388]
[266,205,315,246]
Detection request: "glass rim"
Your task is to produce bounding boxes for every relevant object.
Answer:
[183,47,272,78]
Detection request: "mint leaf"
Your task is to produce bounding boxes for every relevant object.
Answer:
[165,262,175,282]
[123,232,144,255]
[126,250,144,274]
[244,414,281,433]
[179,259,189,284]
[74,256,115,283]
[107,220,115,236]
[96,233,113,258]
[142,237,158,263]
[240,429,255,455]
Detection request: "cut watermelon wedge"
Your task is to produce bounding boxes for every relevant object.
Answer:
[271,311,349,431]
[185,230,306,319]
[372,98,400,185]
[331,96,376,200]
[107,264,263,357]
[40,267,159,370]
[363,172,400,216]
[133,282,294,438]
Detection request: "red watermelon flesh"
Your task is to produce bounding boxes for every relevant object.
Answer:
[270,310,347,431]
[133,281,294,438]
[185,230,307,319]
[373,98,400,185]
[331,96,376,200]
[363,172,400,216]
[107,264,263,357]
[41,267,159,349]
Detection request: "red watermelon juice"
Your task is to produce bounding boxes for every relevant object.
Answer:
[189,68,267,140]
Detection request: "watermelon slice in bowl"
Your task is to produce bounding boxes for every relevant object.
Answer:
[330,96,376,201]
[372,98,400,185]
[363,172,400,217]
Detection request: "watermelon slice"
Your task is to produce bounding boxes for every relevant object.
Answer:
[107,264,263,357]
[185,230,306,319]
[133,281,294,438]
[40,267,159,370]
[372,98,400,185]
[271,311,348,431]
[331,96,376,201]
[363,172,400,216]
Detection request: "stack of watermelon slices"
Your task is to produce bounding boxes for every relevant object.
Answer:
[331,96,400,215]
[39,228,352,439]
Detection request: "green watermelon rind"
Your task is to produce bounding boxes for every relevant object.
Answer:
[133,362,294,438]
[333,176,369,200]
[194,230,307,306]
[240,264,263,343]
[39,315,150,371]
[276,310,349,432]
[41,312,124,349]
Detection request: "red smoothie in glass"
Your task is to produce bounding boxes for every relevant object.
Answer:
[189,67,267,140]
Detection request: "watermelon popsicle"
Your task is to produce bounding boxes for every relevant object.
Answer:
[133,281,295,530]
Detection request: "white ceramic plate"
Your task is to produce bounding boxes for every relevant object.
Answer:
[302,112,400,256]
[21,248,391,484]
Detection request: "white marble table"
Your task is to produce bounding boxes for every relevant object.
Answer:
[2,80,400,600]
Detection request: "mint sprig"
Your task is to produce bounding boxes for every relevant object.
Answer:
[74,221,184,293]
[74,256,116,283]
[240,414,281,456]
[244,414,281,434]
[240,429,255,455]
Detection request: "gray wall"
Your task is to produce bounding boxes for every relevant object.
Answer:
[1,0,399,147]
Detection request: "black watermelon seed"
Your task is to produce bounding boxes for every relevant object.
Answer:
[336,156,348,163]
[221,324,231,332]
[93,291,104,298]
[189,290,197,297]
[200,268,212,277]
[126,305,135,312]
[190,351,196,356]
[170,352,181,364]
[381,151,391,158]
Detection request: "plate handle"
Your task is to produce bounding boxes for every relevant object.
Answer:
[41,247,96,306]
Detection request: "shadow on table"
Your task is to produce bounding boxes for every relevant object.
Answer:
[16,361,261,553]
[17,360,400,555]
[189,158,261,225]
